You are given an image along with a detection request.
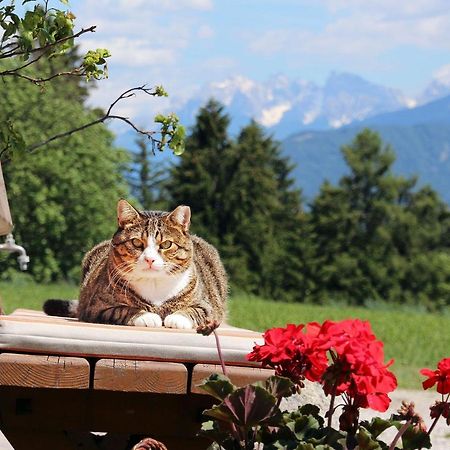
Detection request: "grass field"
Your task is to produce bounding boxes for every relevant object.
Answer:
[1,280,448,389]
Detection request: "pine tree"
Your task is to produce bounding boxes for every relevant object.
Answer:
[167,99,232,245]
[309,129,450,309]
[167,102,308,300]
[128,137,166,210]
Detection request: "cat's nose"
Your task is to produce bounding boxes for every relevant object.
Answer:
[144,256,155,267]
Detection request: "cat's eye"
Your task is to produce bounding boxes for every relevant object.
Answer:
[160,240,172,250]
[131,238,144,249]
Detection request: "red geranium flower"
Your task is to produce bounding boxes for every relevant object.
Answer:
[247,323,328,385]
[248,319,397,413]
[319,319,397,412]
[420,357,450,394]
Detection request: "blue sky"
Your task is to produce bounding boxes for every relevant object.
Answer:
[68,0,450,125]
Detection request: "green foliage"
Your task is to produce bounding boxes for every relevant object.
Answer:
[308,129,450,310]
[0,1,185,160]
[168,106,449,309]
[82,48,110,80]
[154,113,186,155]
[154,85,168,97]
[127,136,167,210]
[199,373,433,450]
[0,1,76,60]
[0,60,130,282]
[167,101,307,301]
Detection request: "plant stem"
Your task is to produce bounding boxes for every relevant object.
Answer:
[426,414,440,436]
[427,393,450,437]
[213,329,227,376]
[327,379,339,429]
[389,419,412,450]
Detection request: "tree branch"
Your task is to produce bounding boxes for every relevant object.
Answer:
[22,85,163,156]
[0,67,85,84]
[0,25,96,60]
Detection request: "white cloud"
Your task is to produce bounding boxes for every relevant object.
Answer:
[249,3,450,63]
[322,0,449,17]
[82,38,175,67]
[197,24,214,39]
[432,64,450,87]
[69,0,216,126]
[82,0,212,13]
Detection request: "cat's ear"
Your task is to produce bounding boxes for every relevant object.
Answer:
[167,205,191,231]
[117,199,140,229]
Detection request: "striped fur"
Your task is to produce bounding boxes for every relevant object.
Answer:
[45,200,227,329]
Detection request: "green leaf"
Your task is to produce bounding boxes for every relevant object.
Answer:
[204,384,282,428]
[287,414,321,441]
[356,427,384,450]
[197,373,236,401]
[360,417,397,439]
[261,375,295,399]
[298,404,323,423]
[198,420,235,448]
[400,426,431,450]
[295,444,315,450]
[155,85,168,97]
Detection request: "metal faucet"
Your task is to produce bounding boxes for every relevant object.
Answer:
[0,233,30,270]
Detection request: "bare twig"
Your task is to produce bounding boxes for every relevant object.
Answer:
[0,67,84,84]
[1,85,164,162]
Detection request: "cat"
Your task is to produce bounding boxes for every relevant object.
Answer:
[44,199,227,329]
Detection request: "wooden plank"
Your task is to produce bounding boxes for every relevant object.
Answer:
[0,353,90,388]
[0,387,214,437]
[94,359,188,393]
[191,364,275,394]
[88,391,213,436]
[2,430,81,450]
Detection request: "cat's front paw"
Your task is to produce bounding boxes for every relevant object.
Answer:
[132,312,163,328]
[164,313,194,329]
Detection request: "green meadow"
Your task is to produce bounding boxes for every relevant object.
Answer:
[1,280,448,390]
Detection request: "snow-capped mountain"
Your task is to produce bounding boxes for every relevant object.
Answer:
[418,64,450,104]
[176,72,414,138]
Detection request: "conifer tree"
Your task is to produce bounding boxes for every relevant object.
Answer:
[309,129,450,309]
[167,99,232,245]
[168,104,308,301]
[128,137,166,210]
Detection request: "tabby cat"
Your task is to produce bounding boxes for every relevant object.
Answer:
[44,200,227,329]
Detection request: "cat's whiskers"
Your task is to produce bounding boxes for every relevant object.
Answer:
[167,261,185,275]
[108,261,134,291]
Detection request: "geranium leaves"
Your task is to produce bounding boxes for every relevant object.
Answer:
[198,373,237,402]
[204,384,282,428]
[255,375,296,399]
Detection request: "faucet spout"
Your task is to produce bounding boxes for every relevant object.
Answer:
[0,233,30,270]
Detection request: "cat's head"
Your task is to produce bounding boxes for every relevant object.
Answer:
[110,199,193,279]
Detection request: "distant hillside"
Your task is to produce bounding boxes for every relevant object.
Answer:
[359,94,450,127]
[115,92,450,206]
[282,122,450,204]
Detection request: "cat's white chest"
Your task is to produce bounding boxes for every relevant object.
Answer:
[130,268,192,306]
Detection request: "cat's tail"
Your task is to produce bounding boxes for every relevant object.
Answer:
[43,299,79,318]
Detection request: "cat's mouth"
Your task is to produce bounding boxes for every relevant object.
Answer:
[139,264,165,273]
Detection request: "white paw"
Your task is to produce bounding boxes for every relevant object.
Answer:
[132,312,163,328]
[164,313,194,329]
